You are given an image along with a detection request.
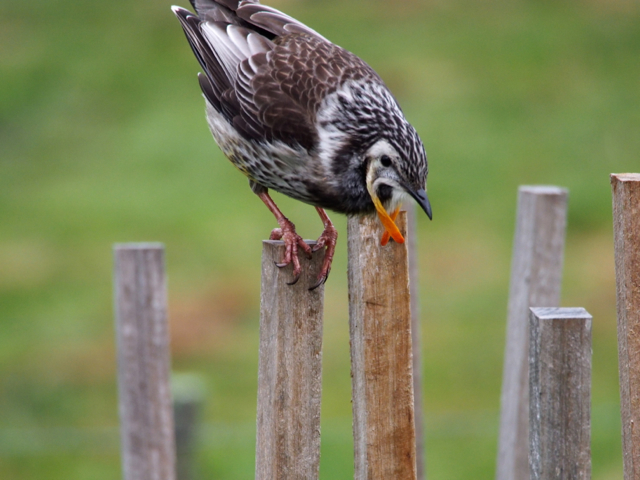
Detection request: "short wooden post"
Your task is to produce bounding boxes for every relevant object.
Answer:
[611,173,640,480]
[497,186,568,480]
[255,241,325,480]
[173,373,206,480]
[529,307,592,480]
[406,203,427,480]
[348,211,417,480]
[114,243,176,480]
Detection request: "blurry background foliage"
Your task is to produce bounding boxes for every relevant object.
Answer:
[1,0,639,478]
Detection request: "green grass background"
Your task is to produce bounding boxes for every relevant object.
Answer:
[1,0,639,478]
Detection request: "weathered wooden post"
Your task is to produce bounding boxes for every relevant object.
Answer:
[529,307,592,480]
[611,173,640,480]
[406,202,427,480]
[255,241,325,480]
[173,373,206,480]
[114,243,176,480]
[348,211,417,480]
[497,186,568,480]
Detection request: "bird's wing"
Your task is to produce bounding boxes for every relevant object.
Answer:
[188,0,327,41]
[235,34,379,151]
[174,1,378,151]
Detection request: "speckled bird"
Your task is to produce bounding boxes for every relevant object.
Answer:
[172,0,432,288]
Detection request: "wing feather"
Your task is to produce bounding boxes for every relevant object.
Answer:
[236,4,327,42]
[174,1,379,151]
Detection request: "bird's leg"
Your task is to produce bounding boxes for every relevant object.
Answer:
[256,190,312,285]
[309,207,338,290]
[380,207,401,246]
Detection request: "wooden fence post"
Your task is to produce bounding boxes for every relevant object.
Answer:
[255,240,325,480]
[406,203,427,480]
[348,211,417,480]
[173,373,205,480]
[114,243,176,480]
[611,173,640,480]
[497,186,568,480]
[529,307,592,480]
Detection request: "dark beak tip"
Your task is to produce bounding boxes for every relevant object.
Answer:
[413,188,432,221]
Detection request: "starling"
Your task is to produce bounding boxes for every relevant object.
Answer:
[172,0,432,289]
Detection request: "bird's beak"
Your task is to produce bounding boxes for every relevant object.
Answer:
[408,188,433,220]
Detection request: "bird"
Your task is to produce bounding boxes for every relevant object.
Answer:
[171,0,432,289]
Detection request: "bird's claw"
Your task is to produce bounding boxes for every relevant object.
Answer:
[308,273,328,291]
[308,222,337,290]
[269,220,311,285]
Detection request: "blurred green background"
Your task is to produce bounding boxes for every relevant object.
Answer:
[1,0,639,478]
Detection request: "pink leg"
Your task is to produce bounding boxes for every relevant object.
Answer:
[257,191,312,285]
[310,207,338,290]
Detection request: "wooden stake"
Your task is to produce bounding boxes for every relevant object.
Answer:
[529,307,592,480]
[611,173,640,480]
[255,240,325,480]
[348,212,417,480]
[113,243,176,480]
[406,203,427,480]
[497,186,568,480]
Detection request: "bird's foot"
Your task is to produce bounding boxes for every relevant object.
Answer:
[309,222,338,291]
[270,218,313,285]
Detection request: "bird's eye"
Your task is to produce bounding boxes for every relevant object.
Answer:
[380,155,392,167]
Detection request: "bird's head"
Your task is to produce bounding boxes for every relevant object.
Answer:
[364,136,431,243]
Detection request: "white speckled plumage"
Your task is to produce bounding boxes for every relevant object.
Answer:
[172,0,432,286]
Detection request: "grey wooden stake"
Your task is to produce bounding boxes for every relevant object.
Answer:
[497,186,568,480]
[529,307,592,480]
[611,173,640,480]
[348,211,417,480]
[255,240,325,480]
[114,243,176,480]
[172,373,206,480]
[406,203,426,480]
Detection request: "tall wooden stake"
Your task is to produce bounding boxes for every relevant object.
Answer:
[255,240,325,480]
[611,173,640,480]
[497,186,568,480]
[529,307,592,480]
[114,243,176,480]
[406,203,427,480]
[348,212,417,480]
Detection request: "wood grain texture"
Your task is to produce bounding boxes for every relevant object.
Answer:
[348,212,417,480]
[497,186,568,480]
[406,203,426,480]
[255,240,325,480]
[529,307,592,480]
[113,244,176,480]
[611,173,640,480]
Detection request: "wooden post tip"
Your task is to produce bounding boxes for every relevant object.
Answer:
[262,239,318,248]
[611,173,640,183]
[530,307,592,320]
[519,185,568,196]
[113,242,165,251]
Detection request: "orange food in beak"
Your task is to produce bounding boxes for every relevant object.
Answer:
[380,207,401,246]
[372,198,404,245]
